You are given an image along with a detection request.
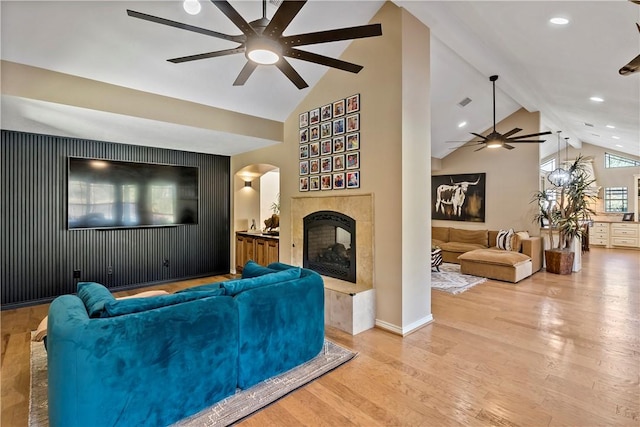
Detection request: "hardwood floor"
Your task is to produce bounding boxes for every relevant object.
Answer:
[2,248,638,426]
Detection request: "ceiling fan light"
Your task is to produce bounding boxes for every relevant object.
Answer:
[247,49,279,65]
[183,0,201,15]
[549,17,569,25]
[486,140,502,148]
[246,38,282,65]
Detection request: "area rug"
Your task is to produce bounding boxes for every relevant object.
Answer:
[431,262,487,294]
[29,338,356,427]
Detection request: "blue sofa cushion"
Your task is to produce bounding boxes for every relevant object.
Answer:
[222,267,301,296]
[241,260,278,278]
[101,288,225,317]
[77,282,116,318]
[177,282,224,293]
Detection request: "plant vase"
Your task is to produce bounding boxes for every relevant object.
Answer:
[544,249,575,275]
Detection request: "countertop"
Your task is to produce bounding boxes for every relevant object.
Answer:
[236,231,280,240]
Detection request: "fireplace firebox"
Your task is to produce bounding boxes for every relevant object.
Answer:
[303,211,356,283]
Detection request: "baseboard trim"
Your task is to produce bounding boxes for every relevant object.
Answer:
[375,314,434,336]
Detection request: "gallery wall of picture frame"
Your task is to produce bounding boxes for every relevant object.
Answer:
[299,94,361,192]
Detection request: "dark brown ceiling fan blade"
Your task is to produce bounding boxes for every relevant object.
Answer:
[506,139,546,143]
[167,47,245,63]
[284,48,363,73]
[474,146,486,152]
[470,132,488,140]
[233,61,258,86]
[619,53,640,76]
[126,10,245,42]
[281,24,383,48]
[508,131,552,139]
[211,1,257,37]
[503,144,515,150]
[276,58,308,89]
[264,1,306,39]
[501,128,522,138]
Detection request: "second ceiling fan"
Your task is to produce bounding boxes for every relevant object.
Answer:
[466,75,551,151]
[127,0,383,89]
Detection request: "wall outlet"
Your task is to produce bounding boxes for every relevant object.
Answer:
[73,270,81,279]
[163,259,170,268]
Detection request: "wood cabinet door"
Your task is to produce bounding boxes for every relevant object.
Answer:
[266,239,279,265]
[244,237,255,265]
[236,235,246,272]
[255,239,267,266]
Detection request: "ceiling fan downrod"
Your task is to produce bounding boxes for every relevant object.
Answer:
[490,75,498,132]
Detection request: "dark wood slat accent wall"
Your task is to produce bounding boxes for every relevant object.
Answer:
[1,130,230,308]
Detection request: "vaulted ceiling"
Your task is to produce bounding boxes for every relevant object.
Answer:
[2,1,638,159]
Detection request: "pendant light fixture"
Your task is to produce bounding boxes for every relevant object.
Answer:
[548,131,571,186]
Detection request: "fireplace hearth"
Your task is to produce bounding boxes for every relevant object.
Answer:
[303,211,356,283]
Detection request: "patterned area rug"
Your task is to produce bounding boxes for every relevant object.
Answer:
[29,338,356,427]
[432,262,487,294]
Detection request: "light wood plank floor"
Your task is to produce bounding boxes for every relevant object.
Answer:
[2,248,638,426]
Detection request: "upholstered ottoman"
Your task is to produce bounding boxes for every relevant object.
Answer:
[458,248,532,283]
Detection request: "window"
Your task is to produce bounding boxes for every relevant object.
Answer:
[605,153,640,168]
[540,158,556,173]
[604,187,628,212]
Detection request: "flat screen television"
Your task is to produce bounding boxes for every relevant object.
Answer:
[67,157,199,229]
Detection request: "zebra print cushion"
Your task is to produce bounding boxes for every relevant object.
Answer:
[496,229,515,251]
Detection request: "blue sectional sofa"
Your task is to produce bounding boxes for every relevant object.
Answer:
[46,262,325,427]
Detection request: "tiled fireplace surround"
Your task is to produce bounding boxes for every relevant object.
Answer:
[291,194,375,335]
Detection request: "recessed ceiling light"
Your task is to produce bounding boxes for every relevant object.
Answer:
[550,17,569,25]
[606,124,615,129]
[183,0,201,15]
[612,136,620,140]
[458,121,467,128]
[590,96,604,102]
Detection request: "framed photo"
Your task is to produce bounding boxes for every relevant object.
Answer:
[333,136,345,153]
[346,171,360,189]
[299,160,309,176]
[309,175,320,191]
[299,144,309,159]
[309,158,320,174]
[309,125,320,141]
[333,154,345,171]
[346,113,360,132]
[431,173,486,222]
[299,111,309,128]
[333,118,345,135]
[300,128,309,144]
[346,152,359,170]
[333,173,345,189]
[320,122,332,139]
[622,212,635,221]
[346,132,359,151]
[321,104,332,121]
[333,99,345,117]
[321,174,332,190]
[321,157,332,173]
[299,176,309,192]
[346,94,360,113]
[309,108,320,125]
[309,141,320,157]
[321,139,332,155]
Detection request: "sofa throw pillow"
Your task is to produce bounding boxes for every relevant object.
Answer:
[101,288,225,317]
[242,260,278,278]
[77,282,116,318]
[512,231,530,252]
[496,229,515,251]
[222,267,301,297]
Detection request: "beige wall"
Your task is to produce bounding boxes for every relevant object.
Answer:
[433,108,542,235]
[232,2,433,333]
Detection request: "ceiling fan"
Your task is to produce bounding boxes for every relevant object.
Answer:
[127,0,383,89]
[619,0,640,76]
[458,75,551,151]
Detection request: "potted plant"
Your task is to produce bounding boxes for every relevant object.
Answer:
[532,155,596,274]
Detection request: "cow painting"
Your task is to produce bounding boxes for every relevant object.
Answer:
[431,173,486,222]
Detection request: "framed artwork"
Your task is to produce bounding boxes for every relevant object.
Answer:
[309,125,320,141]
[431,173,486,222]
[299,160,309,175]
[346,171,360,189]
[320,122,332,139]
[309,158,320,174]
[333,118,345,135]
[346,152,359,170]
[299,128,309,144]
[346,94,360,113]
[309,141,320,157]
[333,136,345,153]
[333,99,345,117]
[299,111,309,128]
[321,157,332,173]
[299,144,309,159]
[309,108,320,125]
[321,139,332,155]
[321,104,332,121]
[622,212,634,221]
[346,132,359,151]
[333,154,345,171]
[346,113,359,132]
[333,173,345,189]
[299,176,309,191]
[321,174,332,190]
[309,175,320,191]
